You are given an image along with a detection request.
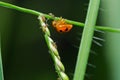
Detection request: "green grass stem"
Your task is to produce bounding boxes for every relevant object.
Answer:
[0,49,4,80]
[73,0,100,80]
[0,1,120,33]
[38,16,69,80]
[0,34,4,80]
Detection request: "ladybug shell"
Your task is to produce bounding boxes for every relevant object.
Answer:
[55,24,72,32]
[52,19,73,33]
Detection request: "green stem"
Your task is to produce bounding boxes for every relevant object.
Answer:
[38,16,69,80]
[0,50,4,80]
[96,26,120,33]
[0,1,120,33]
[0,34,4,80]
[73,0,100,80]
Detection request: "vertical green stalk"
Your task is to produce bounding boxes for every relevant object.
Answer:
[0,34,4,80]
[73,0,100,80]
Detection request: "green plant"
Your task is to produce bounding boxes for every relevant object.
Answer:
[0,34,4,80]
[38,16,69,80]
[73,0,100,80]
[0,1,120,80]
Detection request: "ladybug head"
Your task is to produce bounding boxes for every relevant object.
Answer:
[52,20,57,28]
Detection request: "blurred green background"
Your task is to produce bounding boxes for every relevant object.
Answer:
[0,0,120,80]
[101,0,120,80]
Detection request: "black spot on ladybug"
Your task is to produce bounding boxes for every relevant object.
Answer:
[65,28,68,31]
[59,30,63,32]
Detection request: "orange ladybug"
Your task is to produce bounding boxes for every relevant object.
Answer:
[52,19,73,32]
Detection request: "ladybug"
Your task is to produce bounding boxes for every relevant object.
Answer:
[52,19,73,33]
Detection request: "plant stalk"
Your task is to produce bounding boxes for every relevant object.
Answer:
[0,34,4,80]
[73,0,100,80]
